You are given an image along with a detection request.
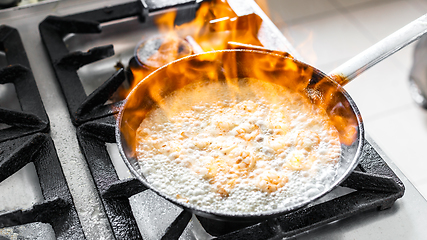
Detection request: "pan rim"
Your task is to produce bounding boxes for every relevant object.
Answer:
[115,49,365,221]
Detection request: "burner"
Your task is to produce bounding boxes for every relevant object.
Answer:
[135,35,193,69]
[125,35,194,102]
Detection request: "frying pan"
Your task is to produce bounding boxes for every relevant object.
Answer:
[116,14,427,221]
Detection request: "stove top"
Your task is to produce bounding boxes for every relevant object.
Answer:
[0,0,405,239]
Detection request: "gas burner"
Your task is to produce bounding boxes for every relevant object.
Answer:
[134,35,193,69]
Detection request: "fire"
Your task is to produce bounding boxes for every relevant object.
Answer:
[120,50,360,158]
[124,0,265,95]
[118,1,360,160]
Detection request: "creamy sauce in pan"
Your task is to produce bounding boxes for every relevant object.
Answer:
[136,79,341,213]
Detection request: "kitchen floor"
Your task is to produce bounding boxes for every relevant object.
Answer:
[260,0,427,199]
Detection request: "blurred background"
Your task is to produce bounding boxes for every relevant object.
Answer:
[257,0,427,199]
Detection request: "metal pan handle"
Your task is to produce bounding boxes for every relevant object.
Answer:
[329,13,427,85]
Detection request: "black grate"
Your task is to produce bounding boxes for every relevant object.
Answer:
[0,25,84,239]
[77,116,404,239]
[0,25,49,142]
[0,133,86,239]
[39,0,201,126]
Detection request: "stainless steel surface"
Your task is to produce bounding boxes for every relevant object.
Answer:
[329,13,427,83]
[1,0,427,239]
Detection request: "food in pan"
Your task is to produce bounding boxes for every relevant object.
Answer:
[135,78,341,213]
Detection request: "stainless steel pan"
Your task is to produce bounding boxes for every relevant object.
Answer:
[116,14,427,221]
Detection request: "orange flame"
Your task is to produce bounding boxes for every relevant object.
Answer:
[118,1,360,174]
[120,50,360,160]
[123,0,267,99]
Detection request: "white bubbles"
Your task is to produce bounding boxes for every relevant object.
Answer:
[135,79,341,213]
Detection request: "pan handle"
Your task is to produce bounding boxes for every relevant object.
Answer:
[329,13,427,86]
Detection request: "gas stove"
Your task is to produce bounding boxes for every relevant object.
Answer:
[0,0,407,239]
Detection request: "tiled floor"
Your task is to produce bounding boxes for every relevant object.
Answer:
[261,0,427,198]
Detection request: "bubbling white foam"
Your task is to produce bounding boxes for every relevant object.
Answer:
[136,79,341,213]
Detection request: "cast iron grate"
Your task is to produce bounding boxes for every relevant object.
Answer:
[77,117,404,239]
[0,133,85,239]
[38,0,202,126]
[0,25,49,142]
